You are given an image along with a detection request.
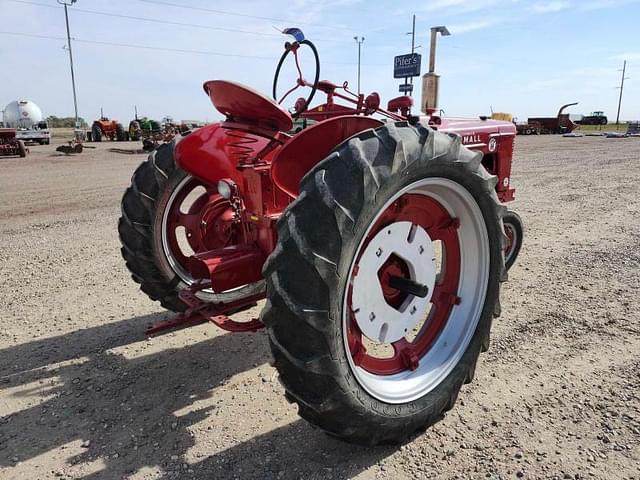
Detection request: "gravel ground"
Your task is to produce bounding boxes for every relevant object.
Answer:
[0,135,639,480]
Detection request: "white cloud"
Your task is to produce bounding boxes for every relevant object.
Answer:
[580,0,640,10]
[612,52,640,61]
[421,0,504,14]
[530,1,571,13]
[448,20,497,34]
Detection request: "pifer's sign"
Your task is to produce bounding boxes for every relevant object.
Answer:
[393,53,421,78]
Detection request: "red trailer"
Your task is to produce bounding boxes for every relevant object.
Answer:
[0,128,27,157]
[517,102,578,135]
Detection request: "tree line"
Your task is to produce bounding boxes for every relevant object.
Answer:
[45,116,89,128]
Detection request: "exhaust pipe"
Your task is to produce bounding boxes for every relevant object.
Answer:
[422,26,450,114]
[422,73,440,113]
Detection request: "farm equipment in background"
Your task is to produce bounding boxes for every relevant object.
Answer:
[516,102,578,135]
[128,115,162,141]
[2,99,51,145]
[140,121,191,152]
[119,28,523,445]
[578,111,608,125]
[627,122,640,136]
[491,112,513,122]
[89,110,126,142]
[0,128,27,157]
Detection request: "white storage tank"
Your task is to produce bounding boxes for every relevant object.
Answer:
[2,100,44,129]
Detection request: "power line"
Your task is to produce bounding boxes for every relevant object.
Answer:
[0,31,276,59]
[5,0,285,39]
[0,30,386,66]
[130,0,351,31]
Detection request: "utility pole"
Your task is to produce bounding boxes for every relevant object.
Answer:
[354,36,365,95]
[58,0,79,128]
[405,14,420,96]
[616,60,629,125]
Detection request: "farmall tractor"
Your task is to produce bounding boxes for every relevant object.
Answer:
[119,29,523,445]
[91,110,126,142]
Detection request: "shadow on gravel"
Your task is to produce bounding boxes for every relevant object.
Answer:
[0,313,394,479]
[172,420,394,480]
[0,312,269,477]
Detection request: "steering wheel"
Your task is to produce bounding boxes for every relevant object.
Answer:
[272,31,320,119]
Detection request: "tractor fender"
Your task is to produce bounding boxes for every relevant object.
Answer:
[271,116,384,198]
[175,122,254,186]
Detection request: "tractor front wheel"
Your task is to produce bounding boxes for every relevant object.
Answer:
[92,123,102,142]
[18,140,27,158]
[262,122,506,445]
[503,210,523,270]
[118,136,264,312]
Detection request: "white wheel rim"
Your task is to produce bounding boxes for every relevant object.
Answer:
[342,177,490,404]
[161,175,205,286]
[160,175,264,299]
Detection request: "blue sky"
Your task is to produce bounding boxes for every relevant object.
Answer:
[1,0,638,123]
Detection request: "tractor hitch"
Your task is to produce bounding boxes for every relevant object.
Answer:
[145,282,264,336]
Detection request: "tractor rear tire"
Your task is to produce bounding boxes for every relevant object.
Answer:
[503,210,523,270]
[262,122,507,445]
[118,136,264,312]
[18,140,27,158]
[92,123,102,142]
[116,123,126,142]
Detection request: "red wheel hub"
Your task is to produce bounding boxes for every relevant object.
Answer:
[165,178,237,273]
[504,224,515,256]
[347,194,462,376]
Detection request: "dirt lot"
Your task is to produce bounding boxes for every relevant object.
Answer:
[1,134,639,480]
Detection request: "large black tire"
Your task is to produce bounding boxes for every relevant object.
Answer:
[118,136,264,312]
[92,123,102,142]
[503,210,523,270]
[116,123,126,142]
[262,122,507,445]
[18,140,27,158]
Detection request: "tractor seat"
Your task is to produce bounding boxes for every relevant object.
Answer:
[203,80,293,132]
[387,96,414,114]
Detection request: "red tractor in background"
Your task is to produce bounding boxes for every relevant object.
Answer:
[119,29,523,445]
[90,110,126,142]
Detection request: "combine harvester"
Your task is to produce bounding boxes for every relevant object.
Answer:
[119,29,523,445]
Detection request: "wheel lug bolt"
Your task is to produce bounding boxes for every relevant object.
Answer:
[369,312,376,321]
[410,306,417,315]
[419,245,424,254]
[375,247,383,257]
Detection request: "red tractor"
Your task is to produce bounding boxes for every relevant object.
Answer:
[91,111,126,142]
[0,128,27,157]
[119,29,523,445]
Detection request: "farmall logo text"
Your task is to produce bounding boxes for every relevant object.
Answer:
[461,134,481,144]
